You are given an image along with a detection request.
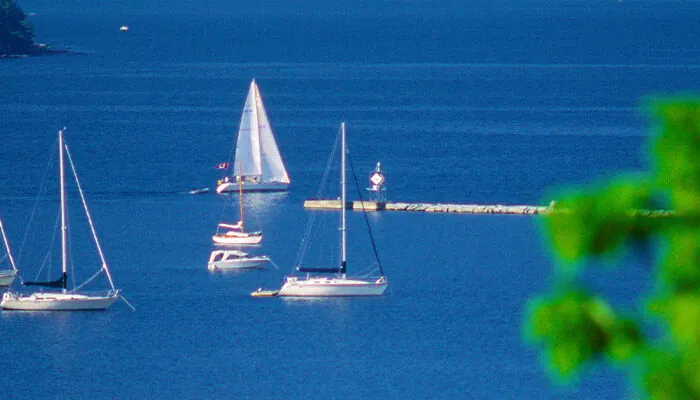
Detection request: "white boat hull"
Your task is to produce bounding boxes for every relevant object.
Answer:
[208,256,269,271]
[0,270,17,287]
[278,277,388,297]
[1,291,119,311]
[216,181,289,194]
[212,233,263,245]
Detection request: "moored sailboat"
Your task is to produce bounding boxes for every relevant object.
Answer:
[1,128,121,311]
[212,170,263,245]
[278,122,388,297]
[216,79,290,193]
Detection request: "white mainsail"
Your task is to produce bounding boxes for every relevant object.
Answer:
[234,82,263,178]
[218,80,290,193]
[233,80,289,183]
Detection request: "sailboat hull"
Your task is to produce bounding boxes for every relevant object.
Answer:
[212,233,263,245]
[278,277,388,297]
[216,181,289,194]
[1,291,119,311]
[0,270,17,287]
[208,256,270,271]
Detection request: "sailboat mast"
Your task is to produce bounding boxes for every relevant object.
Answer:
[253,80,264,179]
[0,219,18,272]
[238,161,244,230]
[340,122,347,276]
[59,128,67,292]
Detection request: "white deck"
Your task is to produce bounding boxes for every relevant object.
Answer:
[216,181,289,194]
[0,270,17,287]
[278,276,388,297]
[1,291,119,311]
[211,232,263,245]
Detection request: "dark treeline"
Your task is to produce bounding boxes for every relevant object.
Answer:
[0,0,35,55]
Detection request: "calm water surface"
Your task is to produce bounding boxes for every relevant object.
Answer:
[1,1,697,398]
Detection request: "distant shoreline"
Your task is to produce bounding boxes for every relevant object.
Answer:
[0,44,78,58]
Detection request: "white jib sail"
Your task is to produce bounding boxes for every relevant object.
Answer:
[255,86,290,184]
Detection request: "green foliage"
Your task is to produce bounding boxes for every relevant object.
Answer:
[0,0,34,55]
[526,289,640,380]
[526,98,700,399]
[543,177,652,263]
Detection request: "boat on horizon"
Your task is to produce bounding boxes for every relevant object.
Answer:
[277,122,388,297]
[1,128,121,311]
[216,79,290,194]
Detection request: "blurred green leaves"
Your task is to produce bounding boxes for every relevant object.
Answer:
[544,177,652,263]
[651,99,700,213]
[526,289,640,380]
[526,98,699,399]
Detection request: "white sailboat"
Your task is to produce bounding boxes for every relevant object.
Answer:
[212,171,263,245]
[278,122,388,297]
[1,128,121,311]
[216,79,290,194]
[212,222,262,245]
[0,219,19,287]
[207,250,270,271]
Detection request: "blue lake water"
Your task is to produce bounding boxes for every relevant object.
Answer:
[1,1,697,398]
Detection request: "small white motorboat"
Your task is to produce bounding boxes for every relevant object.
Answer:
[207,250,269,271]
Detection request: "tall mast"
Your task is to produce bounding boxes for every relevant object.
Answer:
[0,219,17,273]
[238,160,244,229]
[253,80,264,179]
[340,122,347,277]
[59,128,67,292]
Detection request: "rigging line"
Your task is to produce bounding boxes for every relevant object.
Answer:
[30,212,61,283]
[346,147,385,276]
[120,294,136,312]
[0,221,23,285]
[71,267,102,292]
[217,195,235,230]
[18,143,56,266]
[294,126,341,267]
[64,144,116,291]
[353,262,381,278]
[294,126,342,268]
[268,258,281,270]
[65,207,77,291]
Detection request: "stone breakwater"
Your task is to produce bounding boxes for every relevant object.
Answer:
[303,200,550,215]
[384,202,549,214]
[303,200,675,217]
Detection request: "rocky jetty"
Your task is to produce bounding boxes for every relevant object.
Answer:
[304,200,550,215]
[384,202,548,214]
